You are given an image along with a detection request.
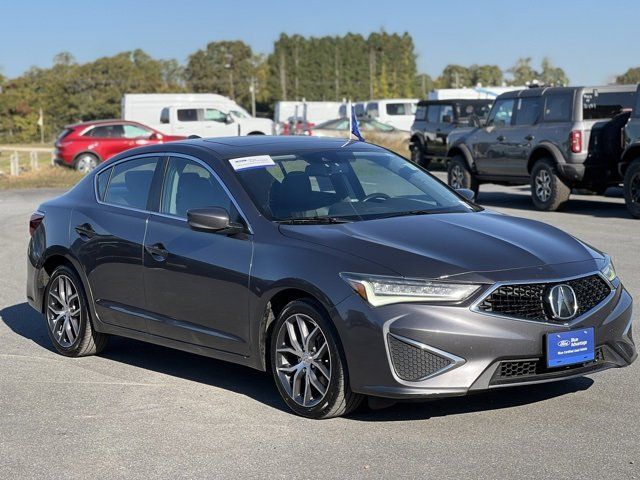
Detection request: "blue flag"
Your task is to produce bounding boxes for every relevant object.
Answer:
[350,105,365,142]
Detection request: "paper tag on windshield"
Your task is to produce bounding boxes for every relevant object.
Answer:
[229,155,275,171]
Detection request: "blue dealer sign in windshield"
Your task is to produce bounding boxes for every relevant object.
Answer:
[547,328,595,368]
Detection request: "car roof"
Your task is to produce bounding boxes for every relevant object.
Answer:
[417,99,493,106]
[65,119,147,129]
[496,84,638,100]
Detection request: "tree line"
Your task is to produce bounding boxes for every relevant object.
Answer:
[0,30,635,143]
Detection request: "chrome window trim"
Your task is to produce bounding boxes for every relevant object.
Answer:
[382,320,466,387]
[93,151,254,234]
[469,270,616,327]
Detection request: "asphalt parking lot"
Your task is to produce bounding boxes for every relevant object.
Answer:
[0,177,638,480]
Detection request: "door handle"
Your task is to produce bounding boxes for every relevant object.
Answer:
[496,135,506,142]
[74,223,96,240]
[145,242,169,261]
[524,134,535,141]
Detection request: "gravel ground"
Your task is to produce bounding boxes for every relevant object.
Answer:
[0,179,638,480]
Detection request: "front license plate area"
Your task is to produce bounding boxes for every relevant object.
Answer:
[546,328,595,368]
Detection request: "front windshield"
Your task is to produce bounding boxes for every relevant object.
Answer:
[230,109,250,119]
[231,149,478,222]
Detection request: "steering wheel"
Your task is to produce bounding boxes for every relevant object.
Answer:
[362,192,391,203]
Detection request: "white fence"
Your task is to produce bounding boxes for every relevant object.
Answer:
[0,147,55,176]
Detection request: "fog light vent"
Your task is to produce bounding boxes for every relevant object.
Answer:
[387,334,452,381]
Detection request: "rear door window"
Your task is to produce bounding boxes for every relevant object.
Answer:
[582,90,636,119]
[177,109,200,122]
[439,104,454,123]
[515,97,542,125]
[103,157,159,210]
[543,94,573,122]
[386,103,407,115]
[426,105,440,123]
[366,103,379,117]
[87,124,125,138]
[96,167,112,201]
[487,99,515,127]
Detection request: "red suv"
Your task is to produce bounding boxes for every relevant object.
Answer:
[55,120,185,172]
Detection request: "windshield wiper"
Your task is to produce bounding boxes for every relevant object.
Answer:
[276,216,351,225]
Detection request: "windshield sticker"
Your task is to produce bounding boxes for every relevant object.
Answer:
[229,155,276,171]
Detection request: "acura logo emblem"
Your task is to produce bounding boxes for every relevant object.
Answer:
[548,284,578,320]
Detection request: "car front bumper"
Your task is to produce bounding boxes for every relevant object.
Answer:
[333,280,635,400]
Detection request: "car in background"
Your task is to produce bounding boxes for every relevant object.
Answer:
[157,105,274,137]
[410,99,492,167]
[620,84,640,218]
[306,117,409,142]
[446,85,637,209]
[365,98,418,131]
[55,120,185,173]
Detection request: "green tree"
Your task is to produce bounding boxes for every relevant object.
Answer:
[185,41,255,107]
[615,67,640,84]
[470,64,503,86]
[508,57,538,85]
[539,57,569,86]
[438,65,472,88]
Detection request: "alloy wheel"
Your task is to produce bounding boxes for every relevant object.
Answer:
[451,165,464,189]
[535,169,552,202]
[274,314,331,408]
[76,155,98,174]
[47,275,81,348]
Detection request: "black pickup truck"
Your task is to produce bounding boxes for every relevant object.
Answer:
[409,99,492,167]
[620,84,640,218]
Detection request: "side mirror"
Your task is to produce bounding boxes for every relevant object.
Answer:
[456,188,476,202]
[225,114,235,124]
[149,132,162,140]
[187,207,244,234]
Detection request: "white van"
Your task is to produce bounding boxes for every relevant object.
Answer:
[122,93,273,137]
[155,105,273,137]
[365,98,419,131]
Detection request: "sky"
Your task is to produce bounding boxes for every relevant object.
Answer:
[0,0,637,85]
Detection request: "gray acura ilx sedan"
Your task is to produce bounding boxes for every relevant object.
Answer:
[27,136,636,418]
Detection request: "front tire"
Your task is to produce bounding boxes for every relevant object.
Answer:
[623,159,640,219]
[530,158,571,211]
[270,299,363,419]
[447,155,478,198]
[44,266,108,357]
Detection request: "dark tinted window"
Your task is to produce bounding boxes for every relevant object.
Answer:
[160,108,170,124]
[177,109,199,122]
[543,94,572,122]
[366,103,379,117]
[161,157,239,220]
[87,124,125,138]
[515,97,542,125]
[414,106,427,121]
[103,157,158,209]
[635,90,640,118]
[457,102,492,121]
[427,105,440,123]
[582,90,636,119]
[96,167,112,201]
[386,103,407,115]
[487,99,515,127]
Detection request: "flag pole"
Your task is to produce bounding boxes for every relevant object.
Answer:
[347,99,352,140]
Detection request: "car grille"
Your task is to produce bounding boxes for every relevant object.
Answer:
[387,335,452,382]
[476,274,611,322]
[491,346,606,384]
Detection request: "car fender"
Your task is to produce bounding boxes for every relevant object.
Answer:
[446,142,474,169]
[72,149,103,166]
[619,142,640,176]
[527,142,565,172]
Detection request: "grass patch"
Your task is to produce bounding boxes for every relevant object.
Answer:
[0,165,83,190]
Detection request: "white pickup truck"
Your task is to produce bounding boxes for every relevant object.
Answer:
[156,105,274,137]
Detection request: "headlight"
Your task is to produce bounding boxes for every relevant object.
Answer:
[340,273,481,307]
[601,257,617,282]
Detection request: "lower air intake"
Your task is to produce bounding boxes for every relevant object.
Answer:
[387,334,452,382]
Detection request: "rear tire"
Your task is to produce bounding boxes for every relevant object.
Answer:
[44,266,108,357]
[623,159,640,219]
[410,141,430,168]
[74,153,99,174]
[270,299,363,419]
[530,158,571,211]
[447,156,478,198]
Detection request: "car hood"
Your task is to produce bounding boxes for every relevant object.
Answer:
[279,211,604,282]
